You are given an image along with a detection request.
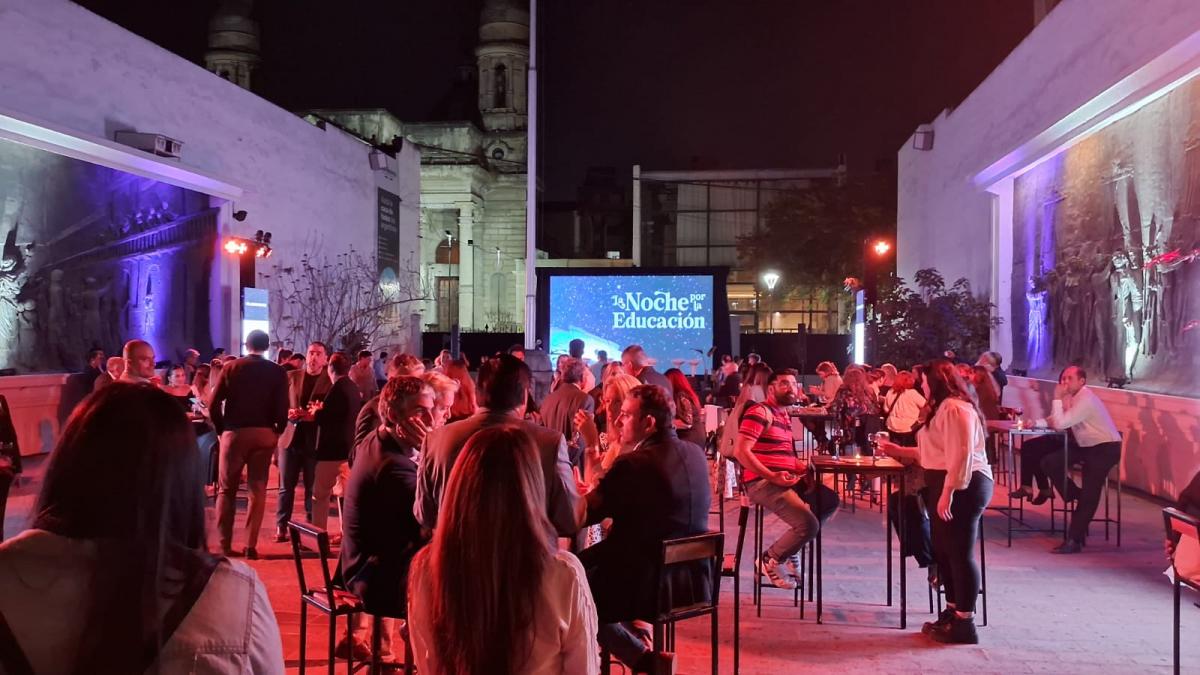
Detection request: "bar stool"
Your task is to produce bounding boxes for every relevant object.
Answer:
[722,496,751,674]
[1163,507,1200,675]
[1050,448,1123,546]
[932,513,988,626]
[287,521,363,674]
[600,532,725,675]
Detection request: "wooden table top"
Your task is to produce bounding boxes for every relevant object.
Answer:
[809,454,906,473]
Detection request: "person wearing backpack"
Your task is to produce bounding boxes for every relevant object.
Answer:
[733,368,840,589]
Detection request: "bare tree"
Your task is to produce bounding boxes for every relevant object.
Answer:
[261,244,426,355]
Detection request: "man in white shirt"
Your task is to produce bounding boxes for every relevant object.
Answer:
[1018,366,1122,554]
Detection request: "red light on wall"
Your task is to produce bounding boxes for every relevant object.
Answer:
[224,238,249,255]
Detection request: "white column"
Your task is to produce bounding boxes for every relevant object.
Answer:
[522,0,539,348]
[988,178,1015,364]
[457,205,475,330]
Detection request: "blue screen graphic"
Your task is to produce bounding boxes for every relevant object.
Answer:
[548,274,715,370]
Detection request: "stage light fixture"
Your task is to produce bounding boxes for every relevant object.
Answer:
[873,240,891,256]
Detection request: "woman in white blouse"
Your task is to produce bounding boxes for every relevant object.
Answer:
[408,424,599,674]
[879,359,993,645]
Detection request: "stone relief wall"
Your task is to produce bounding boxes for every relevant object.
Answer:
[0,139,215,373]
[1011,77,1200,397]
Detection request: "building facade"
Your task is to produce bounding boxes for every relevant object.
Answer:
[311,0,533,333]
[633,167,847,334]
[896,0,1200,498]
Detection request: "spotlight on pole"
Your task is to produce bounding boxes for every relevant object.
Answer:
[873,240,891,256]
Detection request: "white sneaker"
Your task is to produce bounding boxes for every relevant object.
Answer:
[785,553,803,580]
[756,553,798,590]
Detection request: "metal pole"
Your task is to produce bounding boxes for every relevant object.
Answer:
[632,164,641,266]
[523,0,539,349]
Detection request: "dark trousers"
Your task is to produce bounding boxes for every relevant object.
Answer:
[888,488,934,567]
[0,467,13,542]
[802,418,828,444]
[1018,433,1067,490]
[1043,441,1121,542]
[925,469,992,613]
[276,444,317,530]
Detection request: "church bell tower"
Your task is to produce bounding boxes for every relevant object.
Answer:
[204,0,260,91]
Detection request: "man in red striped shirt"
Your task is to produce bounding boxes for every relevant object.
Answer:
[735,368,840,589]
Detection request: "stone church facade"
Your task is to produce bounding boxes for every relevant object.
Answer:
[307,0,533,332]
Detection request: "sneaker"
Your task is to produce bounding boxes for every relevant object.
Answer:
[930,614,979,644]
[785,553,803,580]
[755,553,798,590]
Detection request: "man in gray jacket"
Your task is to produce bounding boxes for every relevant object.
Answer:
[415,354,581,537]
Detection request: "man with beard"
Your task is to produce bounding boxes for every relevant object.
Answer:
[735,368,840,589]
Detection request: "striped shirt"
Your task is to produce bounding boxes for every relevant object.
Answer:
[738,401,798,481]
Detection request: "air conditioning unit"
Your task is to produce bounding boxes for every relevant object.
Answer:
[114,131,183,159]
[606,250,621,260]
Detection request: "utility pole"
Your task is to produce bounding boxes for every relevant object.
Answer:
[523,0,539,348]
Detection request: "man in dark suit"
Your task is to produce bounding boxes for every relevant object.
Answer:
[578,384,711,672]
[337,376,430,661]
[621,344,673,396]
[538,357,594,470]
[273,341,331,542]
[311,352,362,538]
[415,354,581,537]
[208,329,289,559]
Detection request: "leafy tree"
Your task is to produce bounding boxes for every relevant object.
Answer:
[737,175,895,304]
[868,268,1000,368]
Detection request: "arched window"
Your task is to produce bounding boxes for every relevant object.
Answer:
[493,64,507,108]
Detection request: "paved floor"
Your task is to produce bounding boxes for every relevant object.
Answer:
[4,458,1195,674]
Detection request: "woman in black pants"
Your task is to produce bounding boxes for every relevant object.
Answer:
[879,358,994,644]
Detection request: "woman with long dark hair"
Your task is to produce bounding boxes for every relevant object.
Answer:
[879,359,993,644]
[408,424,599,674]
[665,367,706,448]
[0,383,284,672]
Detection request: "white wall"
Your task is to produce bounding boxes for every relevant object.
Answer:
[897,0,1200,292]
[0,0,421,354]
[898,0,1200,496]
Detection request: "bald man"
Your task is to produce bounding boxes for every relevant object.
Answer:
[120,340,156,383]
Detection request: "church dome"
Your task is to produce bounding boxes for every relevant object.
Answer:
[479,0,528,44]
[208,0,259,56]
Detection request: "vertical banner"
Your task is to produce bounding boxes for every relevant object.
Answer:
[377,188,401,288]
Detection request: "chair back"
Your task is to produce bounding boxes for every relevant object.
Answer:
[1164,507,1200,589]
[657,532,723,620]
[288,520,339,608]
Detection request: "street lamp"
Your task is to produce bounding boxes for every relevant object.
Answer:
[872,239,891,257]
[762,271,780,332]
[762,271,780,292]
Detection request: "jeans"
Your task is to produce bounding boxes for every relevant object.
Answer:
[276,445,317,530]
[216,428,278,551]
[745,478,840,560]
[925,469,992,613]
[1043,441,1121,542]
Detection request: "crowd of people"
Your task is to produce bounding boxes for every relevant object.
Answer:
[0,331,1193,670]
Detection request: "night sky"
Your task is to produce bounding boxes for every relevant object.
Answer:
[74,0,1033,199]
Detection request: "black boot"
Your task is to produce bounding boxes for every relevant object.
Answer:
[922,607,954,635]
[930,614,979,644]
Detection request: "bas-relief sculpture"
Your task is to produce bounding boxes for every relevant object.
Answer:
[1011,79,1200,397]
[0,139,216,373]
